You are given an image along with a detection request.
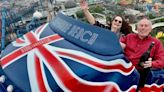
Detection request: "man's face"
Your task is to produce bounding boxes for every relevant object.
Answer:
[137,19,152,38]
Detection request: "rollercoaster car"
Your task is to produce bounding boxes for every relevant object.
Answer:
[0,13,163,92]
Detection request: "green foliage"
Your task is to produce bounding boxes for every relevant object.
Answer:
[76,10,89,23]
[151,30,164,46]
[89,5,105,14]
[150,31,157,37]
[106,15,112,22]
[159,37,164,46]
[76,5,105,21]
[147,13,156,19]
[76,10,84,18]
[154,18,164,23]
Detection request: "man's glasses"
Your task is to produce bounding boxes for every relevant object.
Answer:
[114,19,122,24]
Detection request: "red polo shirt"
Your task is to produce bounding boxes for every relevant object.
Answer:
[120,33,164,69]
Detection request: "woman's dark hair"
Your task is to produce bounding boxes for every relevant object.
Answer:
[108,15,132,35]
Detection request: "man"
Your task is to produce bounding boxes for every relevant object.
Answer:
[120,18,164,69]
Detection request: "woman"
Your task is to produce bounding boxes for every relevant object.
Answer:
[80,0,132,38]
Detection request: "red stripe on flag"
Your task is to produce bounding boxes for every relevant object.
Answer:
[57,51,133,73]
[35,54,47,92]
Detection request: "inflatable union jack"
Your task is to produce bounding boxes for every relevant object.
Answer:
[0,13,140,92]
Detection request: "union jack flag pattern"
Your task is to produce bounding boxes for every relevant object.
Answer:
[0,13,140,92]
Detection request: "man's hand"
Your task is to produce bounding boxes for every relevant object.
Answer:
[143,58,152,68]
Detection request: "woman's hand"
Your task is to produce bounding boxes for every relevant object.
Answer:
[80,0,89,10]
[120,42,126,49]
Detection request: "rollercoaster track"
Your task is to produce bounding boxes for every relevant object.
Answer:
[152,22,164,29]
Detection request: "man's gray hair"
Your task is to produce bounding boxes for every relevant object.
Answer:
[137,18,152,26]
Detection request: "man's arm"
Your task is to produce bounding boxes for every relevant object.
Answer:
[151,41,164,69]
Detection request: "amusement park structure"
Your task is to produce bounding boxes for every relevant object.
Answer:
[0,0,53,52]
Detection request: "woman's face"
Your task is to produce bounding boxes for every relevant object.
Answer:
[111,16,123,30]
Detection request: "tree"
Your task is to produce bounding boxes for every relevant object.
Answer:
[64,0,77,9]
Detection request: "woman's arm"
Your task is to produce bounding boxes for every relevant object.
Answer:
[80,0,95,24]
[120,42,126,49]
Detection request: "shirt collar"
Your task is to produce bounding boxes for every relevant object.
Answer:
[136,34,151,40]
